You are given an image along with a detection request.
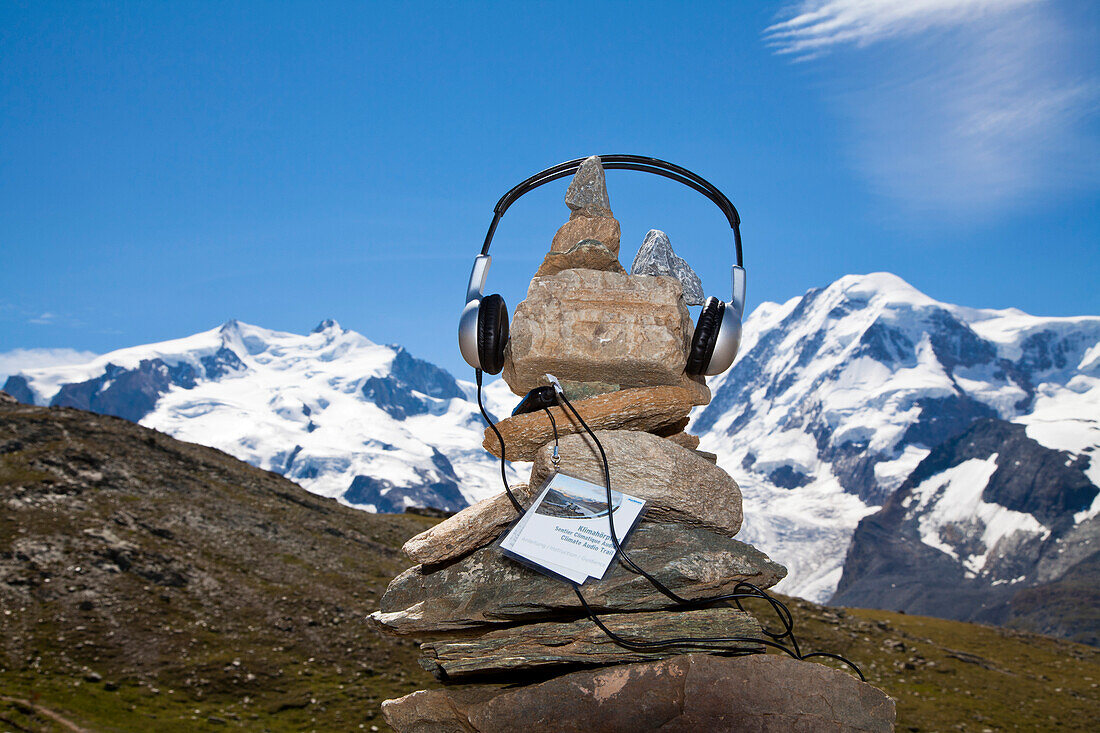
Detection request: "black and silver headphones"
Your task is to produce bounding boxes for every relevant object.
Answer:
[459,154,747,377]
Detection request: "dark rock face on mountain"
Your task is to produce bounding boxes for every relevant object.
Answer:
[345,449,467,513]
[0,375,35,404]
[833,418,1099,644]
[49,359,200,422]
[361,348,464,421]
[0,397,440,728]
[199,345,247,379]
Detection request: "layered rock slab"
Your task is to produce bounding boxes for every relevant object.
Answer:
[372,523,785,635]
[530,430,743,537]
[482,386,699,461]
[382,653,896,733]
[501,269,707,401]
[420,607,762,678]
[405,429,742,567]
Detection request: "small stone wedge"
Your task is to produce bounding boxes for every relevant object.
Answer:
[402,484,533,566]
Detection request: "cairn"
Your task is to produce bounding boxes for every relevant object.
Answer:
[371,157,896,731]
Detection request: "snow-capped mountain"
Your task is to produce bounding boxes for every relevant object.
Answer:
[3,319,521,512]
[5,273,1097,624]
[693,272,1100,602]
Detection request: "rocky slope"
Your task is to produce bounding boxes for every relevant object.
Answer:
[3,319,520,514]
[693,272,1100,602]
[1,395,1097,731]
[0,394,440,730]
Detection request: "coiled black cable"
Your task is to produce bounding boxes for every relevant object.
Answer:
[475,369,864,681]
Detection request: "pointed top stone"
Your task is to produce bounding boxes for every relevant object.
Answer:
[565,156,612,218]
[631,229,705,305]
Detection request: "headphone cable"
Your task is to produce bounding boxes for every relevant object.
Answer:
[474,371,863,680]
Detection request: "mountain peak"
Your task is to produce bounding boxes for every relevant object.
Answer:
[312,318,342,334]
[827,272,933,306]
[219,318,244,335]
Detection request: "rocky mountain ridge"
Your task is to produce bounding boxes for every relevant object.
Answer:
[832,417,1100,644]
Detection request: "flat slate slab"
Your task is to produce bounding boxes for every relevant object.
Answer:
[382,653,896,732]
[372,523,786,635]
[419,607,762,679]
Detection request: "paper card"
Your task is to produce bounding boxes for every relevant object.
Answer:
[499,471,646,585]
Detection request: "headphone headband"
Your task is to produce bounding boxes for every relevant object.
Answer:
[480,154,743,268]
[461,154,748,377]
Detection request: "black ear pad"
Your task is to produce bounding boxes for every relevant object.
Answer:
[477,293,509,375]
[687,297,725,376]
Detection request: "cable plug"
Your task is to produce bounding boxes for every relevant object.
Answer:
[545,373,566,397]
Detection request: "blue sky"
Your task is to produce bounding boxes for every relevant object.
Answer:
[2,0,1098,378]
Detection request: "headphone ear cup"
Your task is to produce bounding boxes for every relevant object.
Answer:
[477,293,509,375]
[687,297,725,376]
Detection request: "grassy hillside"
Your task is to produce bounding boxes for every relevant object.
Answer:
[1,397,1097,731]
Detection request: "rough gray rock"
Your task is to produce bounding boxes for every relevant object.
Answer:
[382,653,897,732]
[372,523,786,635]
[530,430,743,537]
[564,156,612,218]
[631,229,705,305]
[419,608,762,678]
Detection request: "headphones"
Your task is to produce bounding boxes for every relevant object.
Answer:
[459,154,747,377]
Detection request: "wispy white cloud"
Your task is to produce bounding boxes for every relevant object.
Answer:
[765,0,1037,57]
[767,0,1099,214]
[0,347,98,385]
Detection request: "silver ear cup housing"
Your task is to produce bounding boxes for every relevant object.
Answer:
[703,304,743,376]
[702,264,747,375]
[459,255,493,370]
[459,298,483,369]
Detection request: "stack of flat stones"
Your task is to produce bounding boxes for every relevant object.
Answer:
[371,157,896,732]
